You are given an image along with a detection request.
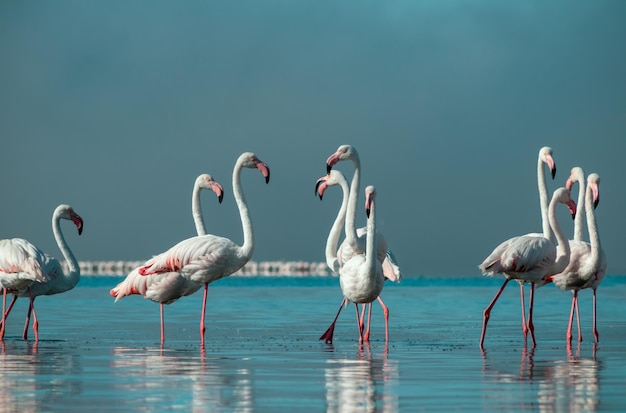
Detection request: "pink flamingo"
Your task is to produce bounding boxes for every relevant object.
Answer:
[480,147,558,344]
[479,187,575,348]
[137,152,270,345]
[545,170,606,342]
[0,204,83,340]
[319,145,401,344]
[338,185,384,345]
[110,174,224,344]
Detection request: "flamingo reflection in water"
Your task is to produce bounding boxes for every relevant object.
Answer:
[325,346,399,413]
[110,347,252,412]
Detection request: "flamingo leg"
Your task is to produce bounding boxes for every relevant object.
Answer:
[21,289,38,342]
[592,288,599,342]
[480,278,511,349]
[22,298,33,340]
[519,283,528,340]
[567,291,577,342]
[527,282,536,347]
[1,289,6,339]
[160,303,165,345]
[320,298,346,344]
[363,303,373,343]
[0,295,18,329]
[354,303,363,344]
[575,292,582,342]
[200,283,208,345]
[377,296,390,343]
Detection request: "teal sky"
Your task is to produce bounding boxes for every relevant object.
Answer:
[1,1,625,276]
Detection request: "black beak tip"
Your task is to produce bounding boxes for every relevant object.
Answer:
[551,168,557,180]
[326,164,332,174]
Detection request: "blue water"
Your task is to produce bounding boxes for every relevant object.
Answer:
[1,275,625,412]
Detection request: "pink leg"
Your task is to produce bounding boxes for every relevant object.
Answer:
[527,282,536,347]
[22,299,33,340]
[24,290,38,341]
[354,303,363,344]
[320,298,346,344]
[575,292,582,342]
[480,278,510,349]
[592,288,599,342]
[200,283,208,345]
[160,303,165,345]
[359,304,367,338]
[377,296,390,343]
[0,295,18,329]
[519,283,528,340]
[566,291,577,342]
[1,289,6,339]
[363,303,372,343]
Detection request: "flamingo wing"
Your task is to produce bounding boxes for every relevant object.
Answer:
[0,238,49,287]
[138,235,243,284]
[111,269,202,304]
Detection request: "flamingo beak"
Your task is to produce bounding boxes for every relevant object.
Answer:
[71,212,84,235]
[567,200,577,220]
[326,152,340,174]
[254,160,270,184]
[315,177,328,200]
[213,183,224,204]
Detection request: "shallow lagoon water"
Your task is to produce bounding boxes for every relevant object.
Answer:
[0,276,625,412]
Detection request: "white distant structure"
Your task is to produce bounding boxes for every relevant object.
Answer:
[65,260,331,277]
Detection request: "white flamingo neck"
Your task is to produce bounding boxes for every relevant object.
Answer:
[538,156,552,242]
[191,183,207,236]
[548,197,571,273]
[365,195,377,273]
[233,159,254,260]
[344,155,361,248]
[585,185,602,262]
[573,170,586,242]
[52,213,80,286]
[325,179,350,274]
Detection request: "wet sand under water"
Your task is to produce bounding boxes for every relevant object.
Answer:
[0,276,625,412]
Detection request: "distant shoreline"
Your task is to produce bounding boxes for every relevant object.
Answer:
[65,260,333,277]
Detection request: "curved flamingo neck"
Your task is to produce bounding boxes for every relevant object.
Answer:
[538,156,552,242]
[365,194,377,274]
[52,212,80,289]
[585,184,601,263]
[344,154,361,248]
[233,159,254,260]
[573,169,586,242]
[325,178,350,274]
[191,182,207,236]
[548,197,571,274]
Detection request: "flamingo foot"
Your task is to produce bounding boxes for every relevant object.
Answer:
[320,322,337,344]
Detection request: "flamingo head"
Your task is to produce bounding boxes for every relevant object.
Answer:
[314,170,347,200]
[326,144,356,174]
[565,167,584,192]
[55,204,84,235]
[196,174,224,203]
[587,173,601,209]
[239,152,270,183]
[539,146,556,180]
[553,187,577,220]
[365,185,376,218]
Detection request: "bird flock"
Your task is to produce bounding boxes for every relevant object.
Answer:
[0,146,607,350]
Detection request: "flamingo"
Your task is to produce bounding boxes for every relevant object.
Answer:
[110,174,224,344]
[0,204,83,341]
[338,185,384,345]
[319,145,401,343]
[137,152,270,345]
[478,187,576,348]
[480,147,558,344]
[545,171,606,343]
[315,169,401,344]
